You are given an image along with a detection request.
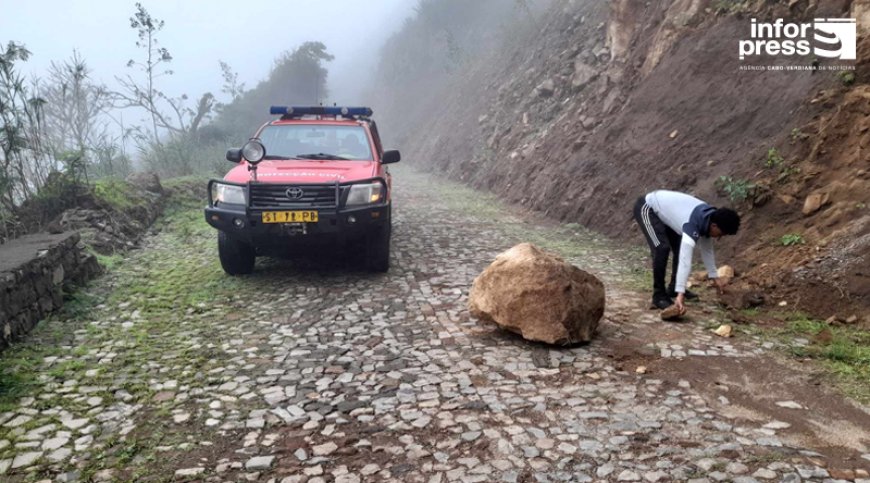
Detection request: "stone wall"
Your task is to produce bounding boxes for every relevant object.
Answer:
[0,232,101,350]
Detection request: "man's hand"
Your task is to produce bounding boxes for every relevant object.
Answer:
[713,277,728,294]
[674,293,687,315]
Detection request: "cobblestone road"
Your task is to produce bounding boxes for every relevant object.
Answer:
[1,167,868,482]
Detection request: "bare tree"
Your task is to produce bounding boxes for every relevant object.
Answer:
[114,3,214,143]
[39,51,116,180]
[219,60,246,101]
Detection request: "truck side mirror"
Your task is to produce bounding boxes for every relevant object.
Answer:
[226,148,242,163]
[382,150,401,164]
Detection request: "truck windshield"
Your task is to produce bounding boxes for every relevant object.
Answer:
[258,124,373,161]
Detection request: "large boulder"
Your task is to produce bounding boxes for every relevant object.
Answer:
[468,243,605,345]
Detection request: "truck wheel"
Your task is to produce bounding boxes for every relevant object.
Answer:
[365,223,391,273]
[218,231,255,275]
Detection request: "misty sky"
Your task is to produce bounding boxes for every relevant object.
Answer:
[1,0,416,112]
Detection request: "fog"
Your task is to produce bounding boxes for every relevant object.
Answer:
[1,0,417,108]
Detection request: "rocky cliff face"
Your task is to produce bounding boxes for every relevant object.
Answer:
[377,0,869,318]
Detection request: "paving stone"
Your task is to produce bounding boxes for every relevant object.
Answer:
[618,470,641,481]
[245,455,275,471]
[0,168,862,482]
[175,467,205,477]
[312,442,338,456]
[11,451,42,469]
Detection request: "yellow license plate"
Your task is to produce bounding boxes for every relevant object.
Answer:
[261,211,319,224]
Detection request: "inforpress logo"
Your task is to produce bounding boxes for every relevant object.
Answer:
[814,19,857,59]
[739,18,857,61]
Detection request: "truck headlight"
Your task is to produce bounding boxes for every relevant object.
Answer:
[346,182,384,206]
[211,183,246,206]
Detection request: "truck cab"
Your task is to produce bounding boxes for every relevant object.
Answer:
[205,106,400,275]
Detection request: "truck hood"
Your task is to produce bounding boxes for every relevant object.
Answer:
[223,160,378,184]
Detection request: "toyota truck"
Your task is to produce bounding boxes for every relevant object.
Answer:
[205,106,400,275]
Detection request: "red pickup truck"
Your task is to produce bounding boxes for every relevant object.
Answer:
[205,106,400,275]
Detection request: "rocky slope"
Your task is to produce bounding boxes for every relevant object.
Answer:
[375,0,870,320]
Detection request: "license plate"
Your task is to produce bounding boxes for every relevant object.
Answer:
[261,211,319,224]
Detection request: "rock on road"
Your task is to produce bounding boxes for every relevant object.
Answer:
[1,166,868,482]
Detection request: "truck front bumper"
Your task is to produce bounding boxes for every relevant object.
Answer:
[204,204,390,249]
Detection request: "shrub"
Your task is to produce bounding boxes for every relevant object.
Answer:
[716,176,754,203]
[780,233,805,246]
[765,148,784,169]
[838,71,855,86]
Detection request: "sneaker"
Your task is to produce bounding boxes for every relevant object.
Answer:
[651,296,674,310]
[668,289,698,300]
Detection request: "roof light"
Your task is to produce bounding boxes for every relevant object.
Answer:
[270,106,373,117]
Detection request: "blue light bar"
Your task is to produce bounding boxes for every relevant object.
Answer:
[270,106,373,117]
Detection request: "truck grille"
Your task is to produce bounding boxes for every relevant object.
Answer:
[249,183,342,209]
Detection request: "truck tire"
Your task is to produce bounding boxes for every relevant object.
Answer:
[365,223,391,273]
[218,231,255,275]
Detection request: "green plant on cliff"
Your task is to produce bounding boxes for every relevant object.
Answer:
[838,71,855,86]
[716,176,754,203]
[93,178,141,211]
[780,233,805,246]
[790,128,808,143]
[714,0,746,14]
[765,147,784,169]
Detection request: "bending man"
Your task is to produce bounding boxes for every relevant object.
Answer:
[633,190,741,313]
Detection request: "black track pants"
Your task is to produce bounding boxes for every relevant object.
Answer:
[633,197,681,300]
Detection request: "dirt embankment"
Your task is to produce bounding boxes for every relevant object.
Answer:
[4,172,168,254]
[382,0,869,321]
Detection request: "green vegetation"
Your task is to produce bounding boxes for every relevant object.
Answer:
[713,0,747,14]
[780,314,870,402]
[779,233,805,246]
[838,70,856,86]
[716,175,754,203]
[765,147,784,169]
[0,185,235,472]
[93,177,141,211]
[789,128,807,143]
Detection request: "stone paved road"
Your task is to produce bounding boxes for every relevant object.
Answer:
[1,167,869,482]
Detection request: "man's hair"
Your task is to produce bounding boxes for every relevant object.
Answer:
[711,208,741,235]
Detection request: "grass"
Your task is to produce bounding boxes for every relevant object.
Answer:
[0,182,237,473]
[93,178,143,212]
[774,313,870,402]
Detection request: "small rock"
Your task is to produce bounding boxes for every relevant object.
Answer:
[42,436,69,451]
[802,191,829,216]
[775,401,803,409]
[535,79,555,97]
[713,325,732,338]
[717,265,735,283]
[752,468,777,479]
[618,470,641,481]
[175,467,205,477]
[11,451,42,469]
[245,455,275,471]
[312,441,338,456]
[763,421,791,430]
[47,448,72,462]
[62,418,89,430]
